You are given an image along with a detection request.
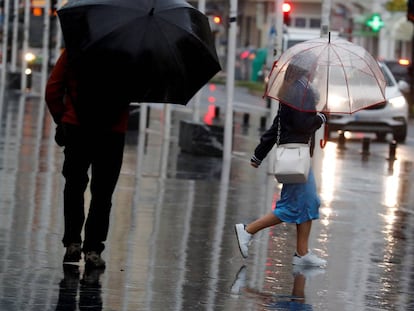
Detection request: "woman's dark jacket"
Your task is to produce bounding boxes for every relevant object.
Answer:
[252,104,324,164]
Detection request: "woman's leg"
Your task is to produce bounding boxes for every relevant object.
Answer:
[296,220,312,256]
[293,219,326,266]
[246,212,282,234]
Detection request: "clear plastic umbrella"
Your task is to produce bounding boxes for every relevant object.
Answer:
[265,34,387,114]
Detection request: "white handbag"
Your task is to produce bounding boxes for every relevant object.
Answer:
[273,110,311,184]
[274,143,310,183]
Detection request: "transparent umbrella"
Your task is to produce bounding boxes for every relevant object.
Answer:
[265,34,387,114]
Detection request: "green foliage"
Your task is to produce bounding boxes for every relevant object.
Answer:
[210,76,266,95]
[385,0,407,12]
[236,80,266,94]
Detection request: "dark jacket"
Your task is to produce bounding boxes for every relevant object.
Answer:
[251,104,325,166]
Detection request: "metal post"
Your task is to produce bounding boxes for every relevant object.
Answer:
[40,0,51,99]
[361,137,370,156]
[337,131,346,149]
[10,0,19,72]
[320,0,332,37]
[214,106,220,120]
[192,0,206,122]
[52,0,64,65]
[0,0,11,127]
[266,0,283,176]
[387,140,397,161]
[20,0,31,91]
[223,0,238,163]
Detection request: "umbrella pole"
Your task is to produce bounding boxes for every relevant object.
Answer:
[223,0,238,163]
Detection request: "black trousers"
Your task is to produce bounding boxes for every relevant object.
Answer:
[61,124,125,253]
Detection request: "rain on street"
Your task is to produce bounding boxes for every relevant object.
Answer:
[1,86,414,310]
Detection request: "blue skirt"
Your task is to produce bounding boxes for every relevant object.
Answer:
[273,169,320,224]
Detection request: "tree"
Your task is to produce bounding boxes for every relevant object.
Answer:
[385,0,407,12]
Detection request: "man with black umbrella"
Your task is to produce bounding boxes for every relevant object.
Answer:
[46,49,130,269]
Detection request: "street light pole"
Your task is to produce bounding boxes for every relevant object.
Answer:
[191,0,206,122]
[40,0,51,99]
[312,0,332,188]
[20,0,31,91]
[265,0,283,177]
[223,0,238,163]
[10,0,19,72]
[321,0,331,37]
[0,0,11,126]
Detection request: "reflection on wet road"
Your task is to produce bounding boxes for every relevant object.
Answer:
[0,91,414,310]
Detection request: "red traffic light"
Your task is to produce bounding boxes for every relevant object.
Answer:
[282,2,292,25]
[282,3,291,13]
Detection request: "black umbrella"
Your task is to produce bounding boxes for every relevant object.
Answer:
[57,0,221,106]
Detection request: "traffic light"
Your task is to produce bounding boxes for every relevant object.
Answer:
[208,14,222,32]
[32,7,43,16]
[282,2,292,26]
[212,15,222,25]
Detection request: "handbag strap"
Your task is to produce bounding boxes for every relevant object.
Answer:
[276,104,281,146]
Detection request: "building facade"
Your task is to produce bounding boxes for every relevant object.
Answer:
[196,0,413,67]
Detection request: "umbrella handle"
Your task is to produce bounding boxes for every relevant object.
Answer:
[319,123,328,148]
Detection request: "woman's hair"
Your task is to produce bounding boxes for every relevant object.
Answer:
[277,54,319,108]
[284,64,307,82]
[278,62,307,99]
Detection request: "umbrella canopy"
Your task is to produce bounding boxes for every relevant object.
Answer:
[57,0,221,105]
[265,35,387,113]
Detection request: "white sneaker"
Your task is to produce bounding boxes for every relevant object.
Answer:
[292,250,327,267]
[230,265,247,295]
[234,224,252,258]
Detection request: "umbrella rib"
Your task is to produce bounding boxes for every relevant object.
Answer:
[154,19,188,82]
[329,44,352,113]
[267,43,326,111]
[292,44,326,112]
[331,42,386,111]
[157,7,214,53]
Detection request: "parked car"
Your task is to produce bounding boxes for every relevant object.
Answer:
[327,61,409,143]
[383,59,411,85]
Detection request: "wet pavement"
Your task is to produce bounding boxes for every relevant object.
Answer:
[1,87,414,311]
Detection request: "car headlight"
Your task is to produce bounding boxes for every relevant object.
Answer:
[388,95,407,108]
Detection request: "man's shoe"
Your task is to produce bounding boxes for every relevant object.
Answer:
[63,243,82,264]
[234,224,252,258]
[81,267,104,286]
[84,251,106,269]
[292,250,327,267]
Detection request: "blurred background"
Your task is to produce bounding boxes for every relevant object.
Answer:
[1,0,414,102]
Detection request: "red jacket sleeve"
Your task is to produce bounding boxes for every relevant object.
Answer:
[45,51,68,124]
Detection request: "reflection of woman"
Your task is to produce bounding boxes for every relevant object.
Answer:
[234,267,321,310]
[235,60,327,266]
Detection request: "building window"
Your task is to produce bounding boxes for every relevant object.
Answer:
[310,18,321,28]
[294,17,306,28]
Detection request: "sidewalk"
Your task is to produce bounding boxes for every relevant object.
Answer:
[1,90,414,310]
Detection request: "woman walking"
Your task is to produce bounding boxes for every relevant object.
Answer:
[235,62,327,267]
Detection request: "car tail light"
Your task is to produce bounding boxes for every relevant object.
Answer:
[398,59,410,66]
